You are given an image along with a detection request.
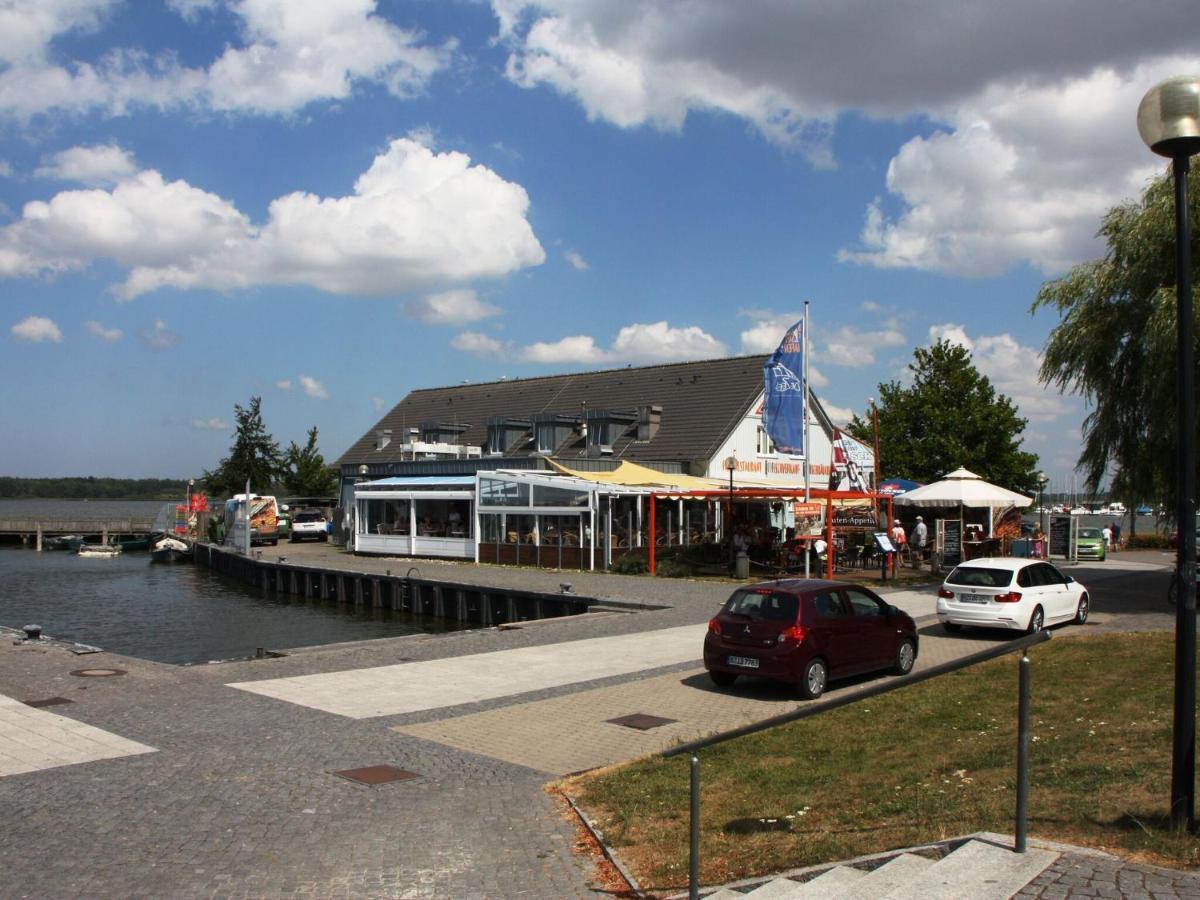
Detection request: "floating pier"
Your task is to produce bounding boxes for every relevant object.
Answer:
[195,544,593,627]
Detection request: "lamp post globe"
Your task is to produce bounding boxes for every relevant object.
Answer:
[1139,74,1200,834]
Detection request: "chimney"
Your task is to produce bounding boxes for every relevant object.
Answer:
[637,404,662,441]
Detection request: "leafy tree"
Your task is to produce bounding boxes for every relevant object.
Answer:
[281,426,338,497]
[847,340,1039,490]
[202,396,283,498]
[1034,167,1199,524]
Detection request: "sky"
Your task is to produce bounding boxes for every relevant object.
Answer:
[1,0,1196,490]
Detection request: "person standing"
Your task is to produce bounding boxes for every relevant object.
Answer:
[1102,523,1113,551]
[1112,520,1122,552]
[912,516,928,562]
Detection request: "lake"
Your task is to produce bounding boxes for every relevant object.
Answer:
[0,499,466,665]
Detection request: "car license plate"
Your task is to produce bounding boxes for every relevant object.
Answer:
[958,594,988,604]
[726,655,760,669]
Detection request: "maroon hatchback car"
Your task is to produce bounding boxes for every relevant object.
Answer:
[703,579,919,699]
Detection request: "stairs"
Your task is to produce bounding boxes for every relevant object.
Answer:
[699,838,1058,899]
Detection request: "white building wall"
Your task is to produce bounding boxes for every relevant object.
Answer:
[704,392,833,490]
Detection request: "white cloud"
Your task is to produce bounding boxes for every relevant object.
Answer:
[564,249,589,270]
[807,364,829,389]
[838,61,1187,276]
[141,318,180,349]
[738,310,804,354]
[275,379,293,390]
[0,0,454,119]
[84,319,122,342]
[0,160,12,177]
[404,288,501,324]
[821,322,907,368]
[522,334,610,364]
[610,321,726,362]
[190,416,229,430]
[371,396,386,412]
[36,144,136,186]
[452,331,506,357]
[821,402,855,427]
[0,138,545,299]
[11,314,62,343]
[927,323,1074,424]
[298,374,328,399]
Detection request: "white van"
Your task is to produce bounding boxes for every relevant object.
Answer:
[224,494,282,546]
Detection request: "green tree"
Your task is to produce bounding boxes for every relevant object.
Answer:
[847,340,1039,490]
[1034,167,1199,523]
[281,426,338,496]
[202,396,283,498]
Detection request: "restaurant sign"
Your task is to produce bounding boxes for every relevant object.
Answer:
[793,502,824,518]
[832,507,880,528]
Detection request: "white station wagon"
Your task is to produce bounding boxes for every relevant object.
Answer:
[937,557,1090,634]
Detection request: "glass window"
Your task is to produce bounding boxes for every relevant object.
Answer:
[479,477,530,506]
[533,483,590,507]
[479,514,504,544]
[946,566,1014,588]
[756,425,775,455]
[845,589,884,617]
[812,592,846,619]
[724,589,799,621]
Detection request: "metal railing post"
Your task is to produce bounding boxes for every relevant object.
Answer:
[689,754,700,900]
[1015,652,1031,853]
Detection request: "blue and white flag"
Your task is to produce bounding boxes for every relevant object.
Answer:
[762,319,806,456]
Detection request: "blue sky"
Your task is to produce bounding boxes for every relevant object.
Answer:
[2,1,1196,491]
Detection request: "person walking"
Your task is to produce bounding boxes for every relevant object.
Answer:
[891,520,908,564]
[1112,520,1122,552]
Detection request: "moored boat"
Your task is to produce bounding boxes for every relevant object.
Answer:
[150,536,191,563]
[78,543,122,558]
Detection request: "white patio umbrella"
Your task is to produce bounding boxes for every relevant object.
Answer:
[895,467,1032,543]
[895,467,1032,509]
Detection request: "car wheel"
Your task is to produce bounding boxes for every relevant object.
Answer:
[1026,605,1044,634]
[1074,593,1090,625]
[709,670,737,688]
[943,621,963,634]
[797,658,828,700]
[289,536,298,543]
[892,639,917,675]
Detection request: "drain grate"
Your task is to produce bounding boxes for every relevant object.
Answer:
[69,668,127,678]
[23,697,74,708]
[607,713,677,731]
[333,765,420,786]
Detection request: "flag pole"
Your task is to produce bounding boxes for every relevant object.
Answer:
[803,301,811,578]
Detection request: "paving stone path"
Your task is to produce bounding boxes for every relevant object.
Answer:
[0,547,1193,898]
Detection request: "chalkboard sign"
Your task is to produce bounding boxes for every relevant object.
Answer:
[1049,516,1072,559]
[940,519,962,567]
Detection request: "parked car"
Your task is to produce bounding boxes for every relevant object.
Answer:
[703,579,918,700]
[937,557,1089,635]
[289,509,329,543]
[1076,527,1107,561]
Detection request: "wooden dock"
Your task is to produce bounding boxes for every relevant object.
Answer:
[0,516,159,549]
[195,543,593,628]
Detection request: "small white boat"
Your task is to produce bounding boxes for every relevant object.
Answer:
[1069,506,1090,516]
[150,536,191,563]
[78,543,122,558]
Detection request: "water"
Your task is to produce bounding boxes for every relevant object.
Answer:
[0,498,467,664]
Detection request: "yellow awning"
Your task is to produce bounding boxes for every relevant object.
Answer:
[545,459,721,490]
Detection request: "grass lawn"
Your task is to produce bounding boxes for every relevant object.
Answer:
[563,631,1200,893]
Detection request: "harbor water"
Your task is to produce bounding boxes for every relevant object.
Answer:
[0,499,467,665]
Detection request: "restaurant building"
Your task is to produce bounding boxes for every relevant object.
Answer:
[334,355,844,568]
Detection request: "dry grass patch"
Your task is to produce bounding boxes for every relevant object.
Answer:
[565,632,1200,893]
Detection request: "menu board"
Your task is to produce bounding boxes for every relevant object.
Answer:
[939,519,962,567]
[1048,516,1072,559]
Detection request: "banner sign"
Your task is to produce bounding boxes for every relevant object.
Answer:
[762,320,806,456]
[793,502,824,518]
[831,428,875,492]
[832,507,879,528]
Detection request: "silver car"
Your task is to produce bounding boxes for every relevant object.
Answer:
[937,557,1089,634]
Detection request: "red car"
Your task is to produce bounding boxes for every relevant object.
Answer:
[703,579,918,700]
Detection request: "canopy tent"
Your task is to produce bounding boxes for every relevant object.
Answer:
[545,458,722,490]
[895,467,1031,508]
[877,478,923,497]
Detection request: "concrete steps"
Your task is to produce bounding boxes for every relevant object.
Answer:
[699,838,1058,899]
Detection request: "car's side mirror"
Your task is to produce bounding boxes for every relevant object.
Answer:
[1064,575,1075,583]
[888,604,900,617]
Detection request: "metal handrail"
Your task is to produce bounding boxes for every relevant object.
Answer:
[666,628,1052,899]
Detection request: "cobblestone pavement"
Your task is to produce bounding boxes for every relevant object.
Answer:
[0,547,1190,898]
[1015,847,1200,899]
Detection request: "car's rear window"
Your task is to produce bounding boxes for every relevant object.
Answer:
[945,566,1014,588]
[724,590,799,621]
[295,512,324,522]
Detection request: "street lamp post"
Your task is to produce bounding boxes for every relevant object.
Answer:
[1138,74,1200,833]
[724,455,738,570]
[1037,472,1049,557]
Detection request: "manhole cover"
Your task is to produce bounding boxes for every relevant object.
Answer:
[333,765,419,786]
[23,697,74,708]
[69,668,127,678]
[606,713,677,731]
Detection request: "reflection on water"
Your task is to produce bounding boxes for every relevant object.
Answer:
[0,546,466,665]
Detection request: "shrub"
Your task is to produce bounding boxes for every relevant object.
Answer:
[1126,533,1169,549]
[655,558,692,578]
[612,551,648,575]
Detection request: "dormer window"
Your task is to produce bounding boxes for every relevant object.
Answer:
[486,417,531,456]
[532,413,580,455]
[584,409,636,457]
